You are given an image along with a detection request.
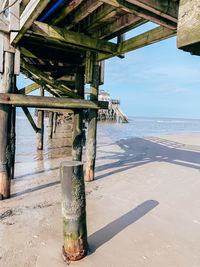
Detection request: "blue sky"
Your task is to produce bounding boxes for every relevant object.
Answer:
[16,23,200,119]
[100,23,200,119]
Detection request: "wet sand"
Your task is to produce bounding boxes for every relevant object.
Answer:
[0,123,200,266]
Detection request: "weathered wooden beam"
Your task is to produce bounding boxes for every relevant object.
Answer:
[72,69,84,161]
[85,63,100,182]
[60,161,87,261]
[53,112,57,134]
[79,4,119,33]
[0,52,14,199]
[118,25,176,54]
[11,0,51,45]
[93,13,147,40]
[37,88,44,150]
[10,76,16,180]
[51,0,84,25]
[19,82,40,94]
[102,0,177,29]
[48,111,53,139]
[21,58,79,98]
[36,108,73,113]
[29,21,117,55]
[65,0,103,30]
[126,0,178,22]
[0,93,109,109]
[22,106,39,133]
[85,51,95,84]
[97,25,176,61]
[177,0,200,55]
[0,19,9,33]
[20,0,31,15]
[9,0,20,32]
[20,67,61,97]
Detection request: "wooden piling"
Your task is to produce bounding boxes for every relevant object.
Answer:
[60,161,87,261]
[10,76,16,180]
[48,111,54,139]
[85,64,100,182]
[37,88,44,150]
[0,52,14,199]
[72,69,84,161]
[53,112,58,134]
[10,104,16,180]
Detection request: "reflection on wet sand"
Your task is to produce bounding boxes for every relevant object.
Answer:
[36,120,72,161]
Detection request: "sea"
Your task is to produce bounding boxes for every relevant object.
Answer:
[15,113,200,163]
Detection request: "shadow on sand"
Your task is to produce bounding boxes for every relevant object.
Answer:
[88,200,159,253]
[13,136,200,196]
[95,136,200,180]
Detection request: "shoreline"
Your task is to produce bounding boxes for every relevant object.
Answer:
[1,132,200,266]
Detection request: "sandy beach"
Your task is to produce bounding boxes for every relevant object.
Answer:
[0,122,200,266]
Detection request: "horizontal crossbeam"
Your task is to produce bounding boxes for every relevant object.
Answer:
[21,58,79,98]
[102,0,177,29]
[97,25,176,61]
[19,82,40,94]
[29,21,117,55]
[0,93,109,110]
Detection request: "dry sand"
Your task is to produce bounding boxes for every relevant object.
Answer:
[1,130,200,267]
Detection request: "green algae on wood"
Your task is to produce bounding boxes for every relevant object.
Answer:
[60,161,87,261]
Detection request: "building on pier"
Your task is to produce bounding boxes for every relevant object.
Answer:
[85,88,128,123]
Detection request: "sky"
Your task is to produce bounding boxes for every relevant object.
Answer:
[16,22,200,119]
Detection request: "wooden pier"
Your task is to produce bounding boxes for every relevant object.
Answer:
[0,0,198,261]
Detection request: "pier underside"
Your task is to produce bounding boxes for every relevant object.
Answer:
[1,0,200,262]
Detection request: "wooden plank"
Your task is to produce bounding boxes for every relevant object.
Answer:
[102,0,177,29]
[0,20,9,33]
[9,0,20,32]
[30,21,117,55]
[1,0,8,10]
[66,0,103,30]
[51,0,84,25]
[0,12,9,34]
[85,51,95,84]
[11,0,51,45]
[126,0,178,22]
[21,58,80,98]
[19,82,40,94]
[0,93,109,109]
[77,4,118,32]
[177,0,200,55]
[93,13,146,40]
[119,25,176,54]
[36,107,73,113]
[97,25,176,61]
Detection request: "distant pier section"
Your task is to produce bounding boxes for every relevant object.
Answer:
[85,89,128,123]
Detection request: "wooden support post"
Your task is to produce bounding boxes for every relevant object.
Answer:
[53,112,58,134]
[0,52,14,199]
[37,88,44,150]
[48,111,54,139]
[85,62,100,182]
[10,76,16,180]
[72,69,84,161]
[60,161,87,261]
